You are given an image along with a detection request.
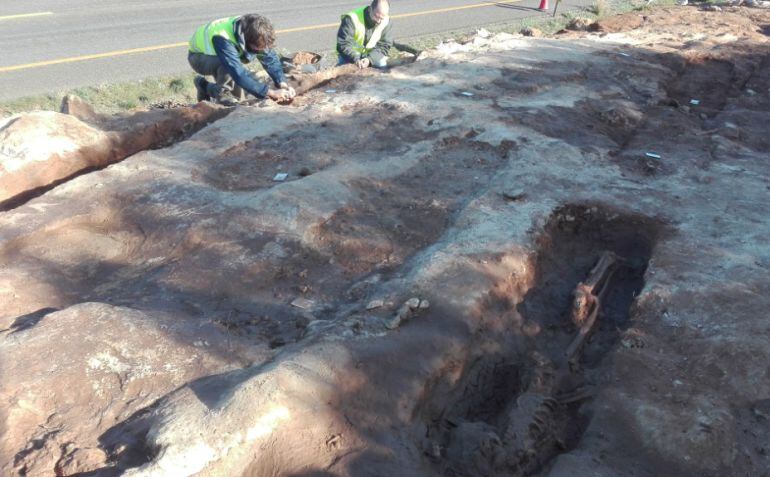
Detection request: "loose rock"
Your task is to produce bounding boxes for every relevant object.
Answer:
[385,298,427,329]
[520,27,543,37]
[566,18,593,31]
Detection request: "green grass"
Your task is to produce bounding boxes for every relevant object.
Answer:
[0,74,201,117]
[632,0,678,12]
[588,0,610,16]
[0,0,676,118]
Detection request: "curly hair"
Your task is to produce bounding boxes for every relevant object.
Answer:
[241,14,275,51]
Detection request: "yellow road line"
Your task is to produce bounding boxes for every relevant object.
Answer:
[0,11,54,21]
[392,1,520,19]
[278,22,340,34]
[0,42,189,73]
[0,1,520,73]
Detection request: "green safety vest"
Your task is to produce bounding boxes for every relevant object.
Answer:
[189,16,241,56]
[340,7,390,56]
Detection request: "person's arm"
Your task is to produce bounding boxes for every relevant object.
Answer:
[368,21,393,64]
[257,49,287,87]
[336,16,361,63]
[212,35,269,98]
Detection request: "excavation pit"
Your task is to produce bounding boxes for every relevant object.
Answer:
[419,204,662,477]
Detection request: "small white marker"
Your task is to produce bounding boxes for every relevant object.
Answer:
[291,298,315,309]
[645,152,662,159]
[273,172,288,181]
[325,89,337,93]
[460,91,474,97]
[689,99,700,105]
[618,52,631,57]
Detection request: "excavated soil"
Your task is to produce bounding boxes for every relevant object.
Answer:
[1,6,770,477]
[290,51,322,65]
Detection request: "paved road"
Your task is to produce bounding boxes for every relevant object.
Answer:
[0,0,584,101]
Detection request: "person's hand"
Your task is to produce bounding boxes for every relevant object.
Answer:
[355,58,371,69]
[267,88,291,102]
[279,82,297,99]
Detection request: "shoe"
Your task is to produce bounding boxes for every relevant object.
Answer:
[214,89,240,107]
[193,76,211,102]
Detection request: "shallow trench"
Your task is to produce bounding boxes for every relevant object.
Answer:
[416,204,662,477]
[0,106,232,212]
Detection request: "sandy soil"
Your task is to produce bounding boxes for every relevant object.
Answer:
[1,5,769,477]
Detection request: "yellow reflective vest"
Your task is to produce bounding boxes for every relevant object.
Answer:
[340,7,390,56]
[189,16,239,56]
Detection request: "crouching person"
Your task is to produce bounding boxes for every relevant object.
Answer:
[336,0,393,69]
[188,14,295,104]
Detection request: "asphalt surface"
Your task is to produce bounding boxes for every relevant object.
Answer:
[0,0,587,101]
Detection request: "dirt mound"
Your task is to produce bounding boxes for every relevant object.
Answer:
[1,6,769,477]
[590,13,646,32]
[289,51,322,65]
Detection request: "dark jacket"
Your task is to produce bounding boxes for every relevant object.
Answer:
[336,6,393,64]
[211,18,286,99]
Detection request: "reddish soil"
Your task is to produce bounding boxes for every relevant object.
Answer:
[290,51,322,65]
[316,138,513,274]
[591,13,646,32]
[2,6,770,477]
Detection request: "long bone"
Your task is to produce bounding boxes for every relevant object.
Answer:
[564,251,619,368]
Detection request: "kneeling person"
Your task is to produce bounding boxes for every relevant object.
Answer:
[336,0,393,69]
[188,14,295,103]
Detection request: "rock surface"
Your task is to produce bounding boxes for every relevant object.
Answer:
[0,112,111,205]
[1,303,237,476]
[1,7,769,477]
[0,101,228,207]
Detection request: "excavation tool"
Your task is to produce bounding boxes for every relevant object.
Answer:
[564,251,619,369]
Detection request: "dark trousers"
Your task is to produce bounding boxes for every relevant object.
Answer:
[188,51,244,100]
